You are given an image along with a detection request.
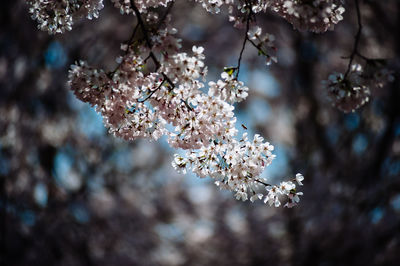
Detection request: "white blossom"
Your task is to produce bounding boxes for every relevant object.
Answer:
[270,0,345,33]
[295,173,304,186]
[323,64,370,113]
[27,0,104,34]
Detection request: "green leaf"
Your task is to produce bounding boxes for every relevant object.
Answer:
[223,67,236,76]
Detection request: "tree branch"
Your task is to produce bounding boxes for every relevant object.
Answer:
[235,9,251,79]
[344,0,362,78]
[255,179,271,187]
[129,0,175,88]
[128,0,197,114]
[109,22,140,78]
[137,79,166,103]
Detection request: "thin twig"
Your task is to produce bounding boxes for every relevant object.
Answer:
[181,99,194,111]
[128,1,199,114]
[355,51,369,61]
[246,37,259,50]
[129,0,177,90]
[156,1,175,29]
[255,179,271,187]
[235,10,252,79]
[109,22,140,77]
[130,1,153,51]
[127,22,140,46]
[143,53,152,63]
[344,0,362,78]
[138,79,165,103]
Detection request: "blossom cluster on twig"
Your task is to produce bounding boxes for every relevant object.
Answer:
[323,0,393,113]
[26,0,346,34]
[43,0,400,206]
[64,0,306,206]
[270,0,345,33]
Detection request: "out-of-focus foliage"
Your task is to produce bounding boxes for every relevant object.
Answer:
[1,0,400,265]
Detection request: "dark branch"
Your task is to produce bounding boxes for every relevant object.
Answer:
[235,9,251,79]
[156,1,174,29]
[344,0,362,78]
[130,0,175,88]
[255,179,271,187]
[137,79,165,103]
[109,22,140,77]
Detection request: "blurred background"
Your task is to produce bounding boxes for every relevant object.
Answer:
[1,0,400,265]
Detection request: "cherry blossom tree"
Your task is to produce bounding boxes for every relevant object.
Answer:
[23,0,396,207]
[27,0,359,207]
[1,0,399,265]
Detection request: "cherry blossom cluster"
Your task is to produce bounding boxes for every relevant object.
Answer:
[110,0,173,14]
[247,26,277,66]
[323,64,370,113]
[193,3,279,68]
[195,0,269,16]
[194,0,229,14]
[362,61,395,90]
[269,0,345,33]
[27,0,346,35]
[208,72,249,103]
[195,0,345,33]
[323,63,393,113]
[173,133,304,207]
[67,15,304,206]
[219,1,272,29]
[26,0,104,34]
[26,0,173,34]
[194,0,269,15]
[27,0,306,206]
